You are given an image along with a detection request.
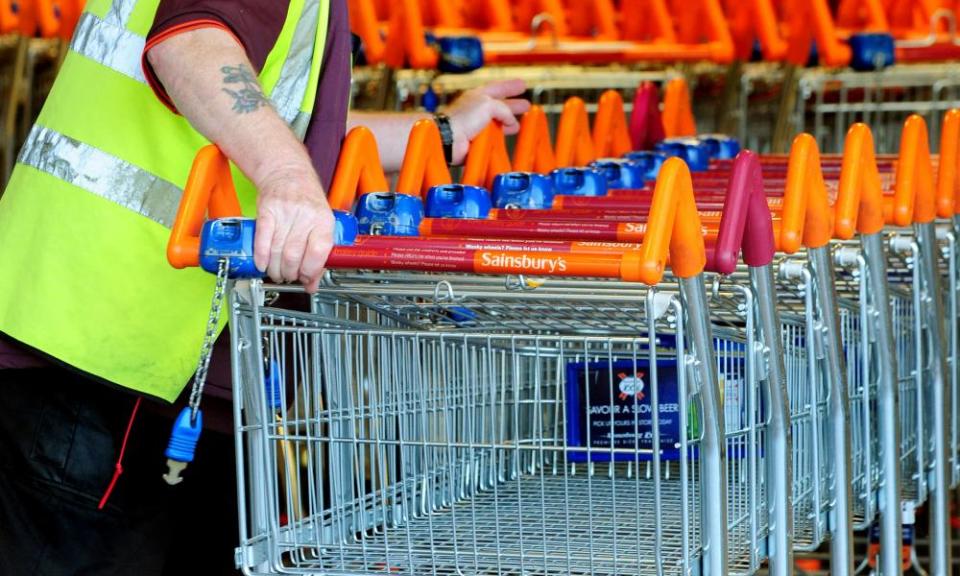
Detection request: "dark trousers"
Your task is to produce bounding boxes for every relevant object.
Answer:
[0,367,240,576]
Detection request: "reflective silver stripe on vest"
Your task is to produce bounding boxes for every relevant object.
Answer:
[18,126,183,228]
[71,11,147,84]
[270,0,320,127]
[105,0,137,27]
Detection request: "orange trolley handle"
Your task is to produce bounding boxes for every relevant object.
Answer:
[834,123,887,239]
[780,134,835,254]
[167,145,243,269]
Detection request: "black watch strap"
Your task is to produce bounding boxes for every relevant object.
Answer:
[433,113,454,164]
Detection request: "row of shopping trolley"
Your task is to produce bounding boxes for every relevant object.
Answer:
[168,88,960,575]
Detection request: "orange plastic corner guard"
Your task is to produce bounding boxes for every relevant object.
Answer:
[513,106,557,173]
[462,123,512,189]
[938,109,960,217]
[780,134,834,253]
[662,78,696,138]
[894,114,936,225]
[621,157,707,284]
[167,145,241,269]
[555,97,597,167]
[396,119,453,197]
[835,123,886,238]
[593,91,633,159]
[328,127,390,211]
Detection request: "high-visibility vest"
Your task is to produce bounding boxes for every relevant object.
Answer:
[0,0,330,401]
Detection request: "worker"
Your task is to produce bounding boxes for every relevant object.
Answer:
[0,1,530,574]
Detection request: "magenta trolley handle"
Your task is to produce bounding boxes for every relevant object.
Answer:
[710,151,776,274]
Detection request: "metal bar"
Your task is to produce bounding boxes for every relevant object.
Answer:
[749,264,793,576]
[863,232,904,576]
[679,274,727,576]
[917,221,952,575]
[809,245,855,576]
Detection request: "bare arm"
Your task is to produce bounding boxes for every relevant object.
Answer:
[147,28,333,292]
[348,79,531,172]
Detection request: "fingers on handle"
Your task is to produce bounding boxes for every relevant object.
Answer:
[299,222,335,293]
[254,211,276,273]
[479,79,527,100]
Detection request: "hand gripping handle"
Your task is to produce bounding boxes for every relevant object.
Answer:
[167,145,243,269]
[834,123,886,239]
[622,157,707,283]
[780,133,834,253]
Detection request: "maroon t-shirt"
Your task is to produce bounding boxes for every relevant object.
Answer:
[0,0,351,417]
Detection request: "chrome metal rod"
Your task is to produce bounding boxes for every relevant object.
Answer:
[917,222,951,576]
[679,274,727,576]
[749,265,793,576]
[863,232,903,576]
[809,245,855,576]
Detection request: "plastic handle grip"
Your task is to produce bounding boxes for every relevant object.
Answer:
[780,134,834,253]
[629,82,666,151]
[347,0,386,64]
[834,123,886,238]
[396,119,453,197]
[513,105,557,173]
[328,126,390,211]
[622,157,707,283]
[554,97,596,167]
[895,114,936,225]
[711,151,776,274]
[461,123,512,190]
[661,78,696,138]
[751,0,788,60]
[167,145,242,269]
[939,109,960,218]
[592,90,633,159]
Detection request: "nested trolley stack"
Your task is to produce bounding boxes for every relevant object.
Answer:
[166,88,960,575]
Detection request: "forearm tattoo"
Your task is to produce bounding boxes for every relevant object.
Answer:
[221,64,268,114]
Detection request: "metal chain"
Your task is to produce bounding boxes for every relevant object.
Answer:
[187,257,229,421]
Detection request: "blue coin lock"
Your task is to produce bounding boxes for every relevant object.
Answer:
[622,150,668,180]
[437,36,484,73]
[654,138,710,172]
[425,184,492,218]
[200,218,260,278]
[849,33,895,71]
[698,135,741,160]
[199,211,358,279]
[589,159,648,190]
[491,172,555,209]
[354,192,424,236]
[165,407,202,464]
[551,167,608,197]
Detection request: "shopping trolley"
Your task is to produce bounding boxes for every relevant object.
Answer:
[168,143,744,575]
[443,98,959,576]
[332,113,835,574]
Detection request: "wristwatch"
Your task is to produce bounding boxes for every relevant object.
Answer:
[433,113,454,164]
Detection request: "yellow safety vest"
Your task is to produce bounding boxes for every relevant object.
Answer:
[0,0,329,401]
